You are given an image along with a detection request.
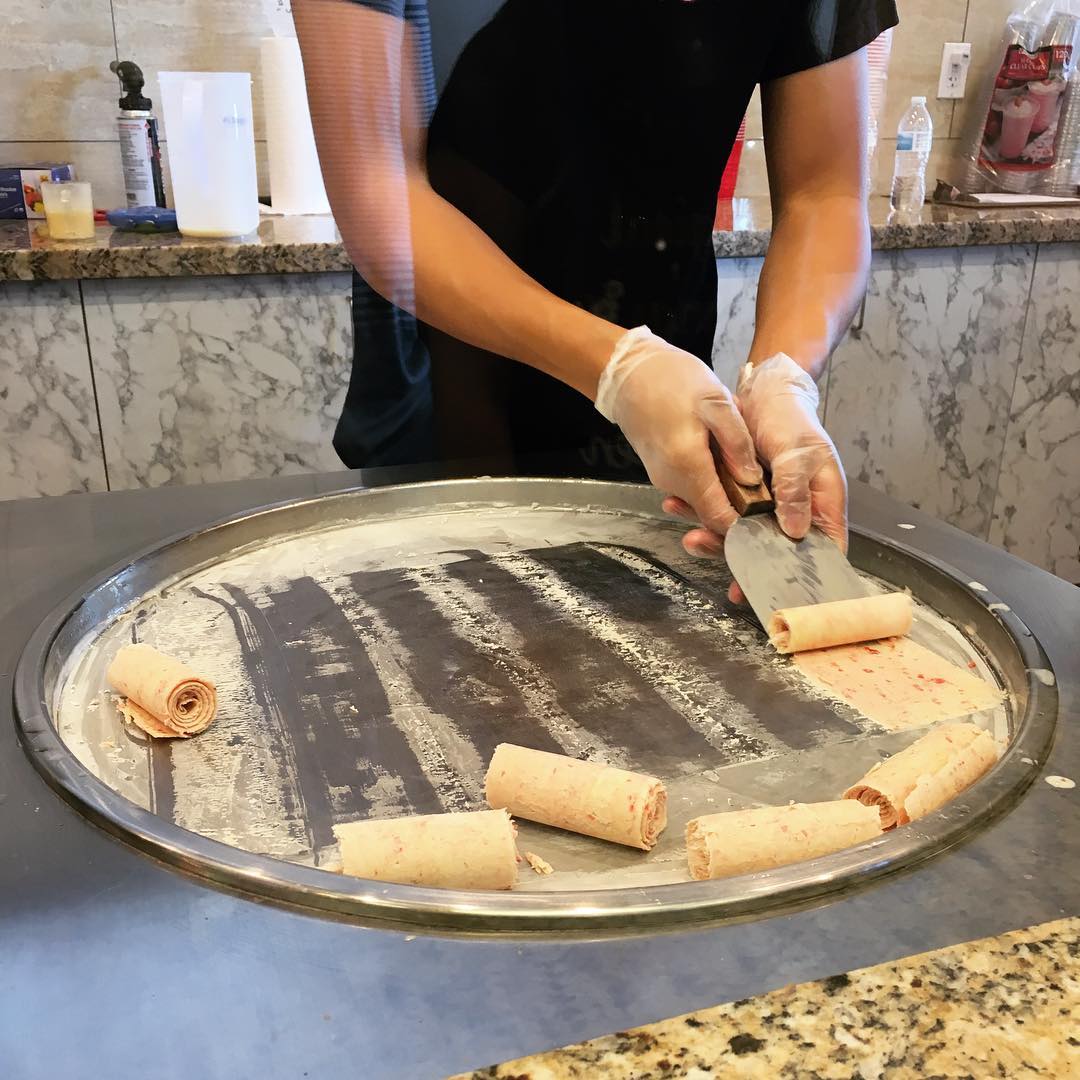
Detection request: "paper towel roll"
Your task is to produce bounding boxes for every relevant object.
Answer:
[261,35,331,215]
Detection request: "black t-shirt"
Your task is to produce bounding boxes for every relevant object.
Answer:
[334,0,898,474]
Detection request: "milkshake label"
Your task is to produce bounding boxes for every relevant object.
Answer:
[978,43,1073,172]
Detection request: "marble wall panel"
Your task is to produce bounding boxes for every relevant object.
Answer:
[712,258,764,391]
[0,281,108,501]
[825,244,1036,540]
[989,243,1080,584]
[84,272,352,490]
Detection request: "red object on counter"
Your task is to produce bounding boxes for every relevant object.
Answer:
[718,115,746,199]
[714,114,747,230]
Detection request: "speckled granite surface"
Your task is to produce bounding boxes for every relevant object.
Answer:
[453,916,1080,1079]
[3,198,1080,281]
[0,214,351,282]
[712,197,1080,257]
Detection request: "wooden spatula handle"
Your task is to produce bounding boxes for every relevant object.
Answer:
[720,472,775,516]
[708,434,775,516]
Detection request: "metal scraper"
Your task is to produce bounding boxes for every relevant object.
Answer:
[719,470,867,628]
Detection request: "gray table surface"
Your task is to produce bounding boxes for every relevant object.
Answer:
[2,471,1077,1080]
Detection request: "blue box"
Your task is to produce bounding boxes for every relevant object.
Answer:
[0,163,77,219]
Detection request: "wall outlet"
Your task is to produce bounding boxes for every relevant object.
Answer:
[938,42,972,99]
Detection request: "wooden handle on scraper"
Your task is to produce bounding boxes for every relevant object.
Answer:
[711,437,775,517]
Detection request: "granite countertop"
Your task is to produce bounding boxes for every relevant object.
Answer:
[0,213,351,282]
[454,915,1080,1079]
[3,198,1080,282]
[713,195,1080,257]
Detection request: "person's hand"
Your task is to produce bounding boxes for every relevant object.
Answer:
[644,350,847,605]
[595,326,764,554]
[735,352,848,551]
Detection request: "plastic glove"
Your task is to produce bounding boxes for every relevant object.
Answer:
[595,326,763,541]
[736,352,848,551]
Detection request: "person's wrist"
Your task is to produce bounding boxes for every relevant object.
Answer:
[738,352,819,400]
[594,325,655,420]
[747,342,825,382]
[522,305,626,402]
[575,315,630,403]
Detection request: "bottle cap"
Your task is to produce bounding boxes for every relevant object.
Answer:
[912,96,927,104]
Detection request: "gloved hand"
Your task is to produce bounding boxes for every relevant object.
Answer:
[661,352,847,555]
[602,339,848,604]
[595,325,763,544]
[735,352,848,552]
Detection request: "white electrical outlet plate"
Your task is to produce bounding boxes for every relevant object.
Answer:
[938,42,972,99]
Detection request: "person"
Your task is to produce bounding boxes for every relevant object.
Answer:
[293,0,898,580]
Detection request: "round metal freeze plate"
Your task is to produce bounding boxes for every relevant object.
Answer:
[13,479,1058,931]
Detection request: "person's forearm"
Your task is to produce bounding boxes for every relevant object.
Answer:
[294,0,623,401]
[330,164,622,399]
[748,192,870,381]
[402,176,624,399]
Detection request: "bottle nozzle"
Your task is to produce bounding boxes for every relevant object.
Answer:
[110,59,153,111]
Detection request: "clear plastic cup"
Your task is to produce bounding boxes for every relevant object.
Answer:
[40,181,95,240]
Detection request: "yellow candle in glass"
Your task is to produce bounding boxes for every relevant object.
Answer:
[41,181,95,240]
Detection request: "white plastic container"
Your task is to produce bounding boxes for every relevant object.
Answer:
[158,72,259,238]
[891,96,934,211]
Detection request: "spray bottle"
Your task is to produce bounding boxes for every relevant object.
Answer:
[109,60,167,208]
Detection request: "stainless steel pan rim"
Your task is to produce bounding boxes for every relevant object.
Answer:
[12,478,1059,934]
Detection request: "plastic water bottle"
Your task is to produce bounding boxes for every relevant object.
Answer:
[891,96,933,210]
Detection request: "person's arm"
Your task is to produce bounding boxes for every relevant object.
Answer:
[293,0,621,398]
[738,49,871,548]
[294,0,763,536]
[751,49,871,377]
[666,49,869,566]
